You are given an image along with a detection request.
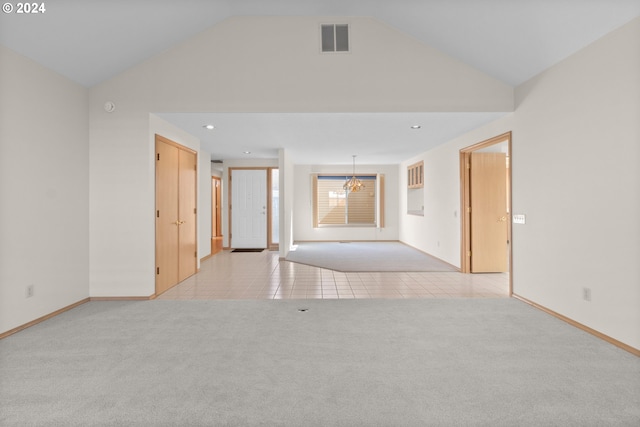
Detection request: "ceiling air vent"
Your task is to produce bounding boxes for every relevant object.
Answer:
[321,24,349,53]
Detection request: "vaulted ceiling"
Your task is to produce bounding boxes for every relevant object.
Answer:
[1,1,638,164]
[2,0,638,87]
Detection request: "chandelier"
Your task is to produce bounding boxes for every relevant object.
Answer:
[343,155,365,192]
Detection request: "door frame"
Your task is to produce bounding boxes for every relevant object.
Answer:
[459,132,512,294]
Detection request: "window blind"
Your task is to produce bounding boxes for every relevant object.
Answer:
[316,175,376,226]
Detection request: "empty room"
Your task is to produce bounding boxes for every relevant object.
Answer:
[1,1,639,425]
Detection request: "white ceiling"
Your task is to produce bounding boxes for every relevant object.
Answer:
[155,112,508,164]
[2,0,638,164]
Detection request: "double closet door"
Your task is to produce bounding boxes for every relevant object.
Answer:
[155,135,197,295]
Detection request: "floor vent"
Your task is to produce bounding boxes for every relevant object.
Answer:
[321,24,349,53]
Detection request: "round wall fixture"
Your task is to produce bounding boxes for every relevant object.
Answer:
[104,101,116,113]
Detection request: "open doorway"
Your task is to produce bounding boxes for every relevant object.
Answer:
[460,132,512,295]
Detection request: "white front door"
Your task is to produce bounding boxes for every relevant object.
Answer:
[231,169,267,248]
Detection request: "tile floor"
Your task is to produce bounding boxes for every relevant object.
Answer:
[157,249,510,300]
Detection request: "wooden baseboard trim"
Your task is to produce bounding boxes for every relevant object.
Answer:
[200,253,213,262]
[0,298,90,340]
[512,294,640,357]
[89,295,155,301]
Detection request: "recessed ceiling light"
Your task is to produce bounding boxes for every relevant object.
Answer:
[203,124,215,130]
[410,125,422,129]
[243,151,251,154]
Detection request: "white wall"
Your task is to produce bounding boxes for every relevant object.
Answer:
[198,150,212,261]
[399,17,640,350]
[211,165,222,178]
[511,17,640,350]
[294,164,399,242]
[94,16,512,114]
[279,149,295,258]
[0,46,89,334]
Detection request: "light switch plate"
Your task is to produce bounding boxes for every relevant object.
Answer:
[513,214,526,224]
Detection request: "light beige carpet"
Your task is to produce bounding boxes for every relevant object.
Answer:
[1,299,638,426]
[285,241,458,272]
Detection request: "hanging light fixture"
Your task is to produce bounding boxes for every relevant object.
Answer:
[343,155,365,192]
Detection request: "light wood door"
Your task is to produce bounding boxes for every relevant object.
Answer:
[178,149,197,282]
[155,136,197,294]
[231,169,267,248]
[470,152,508,272]
[155,140,180,294]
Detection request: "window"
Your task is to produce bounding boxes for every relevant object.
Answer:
[407,161,423,188]
[321,24,349,52]
[313,174,384,227]
[407,161,424,215]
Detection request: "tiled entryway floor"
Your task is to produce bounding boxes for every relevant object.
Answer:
[157,249,510,300]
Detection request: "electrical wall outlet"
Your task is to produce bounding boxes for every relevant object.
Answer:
[582,287,591,302]
[26,285,34,298]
